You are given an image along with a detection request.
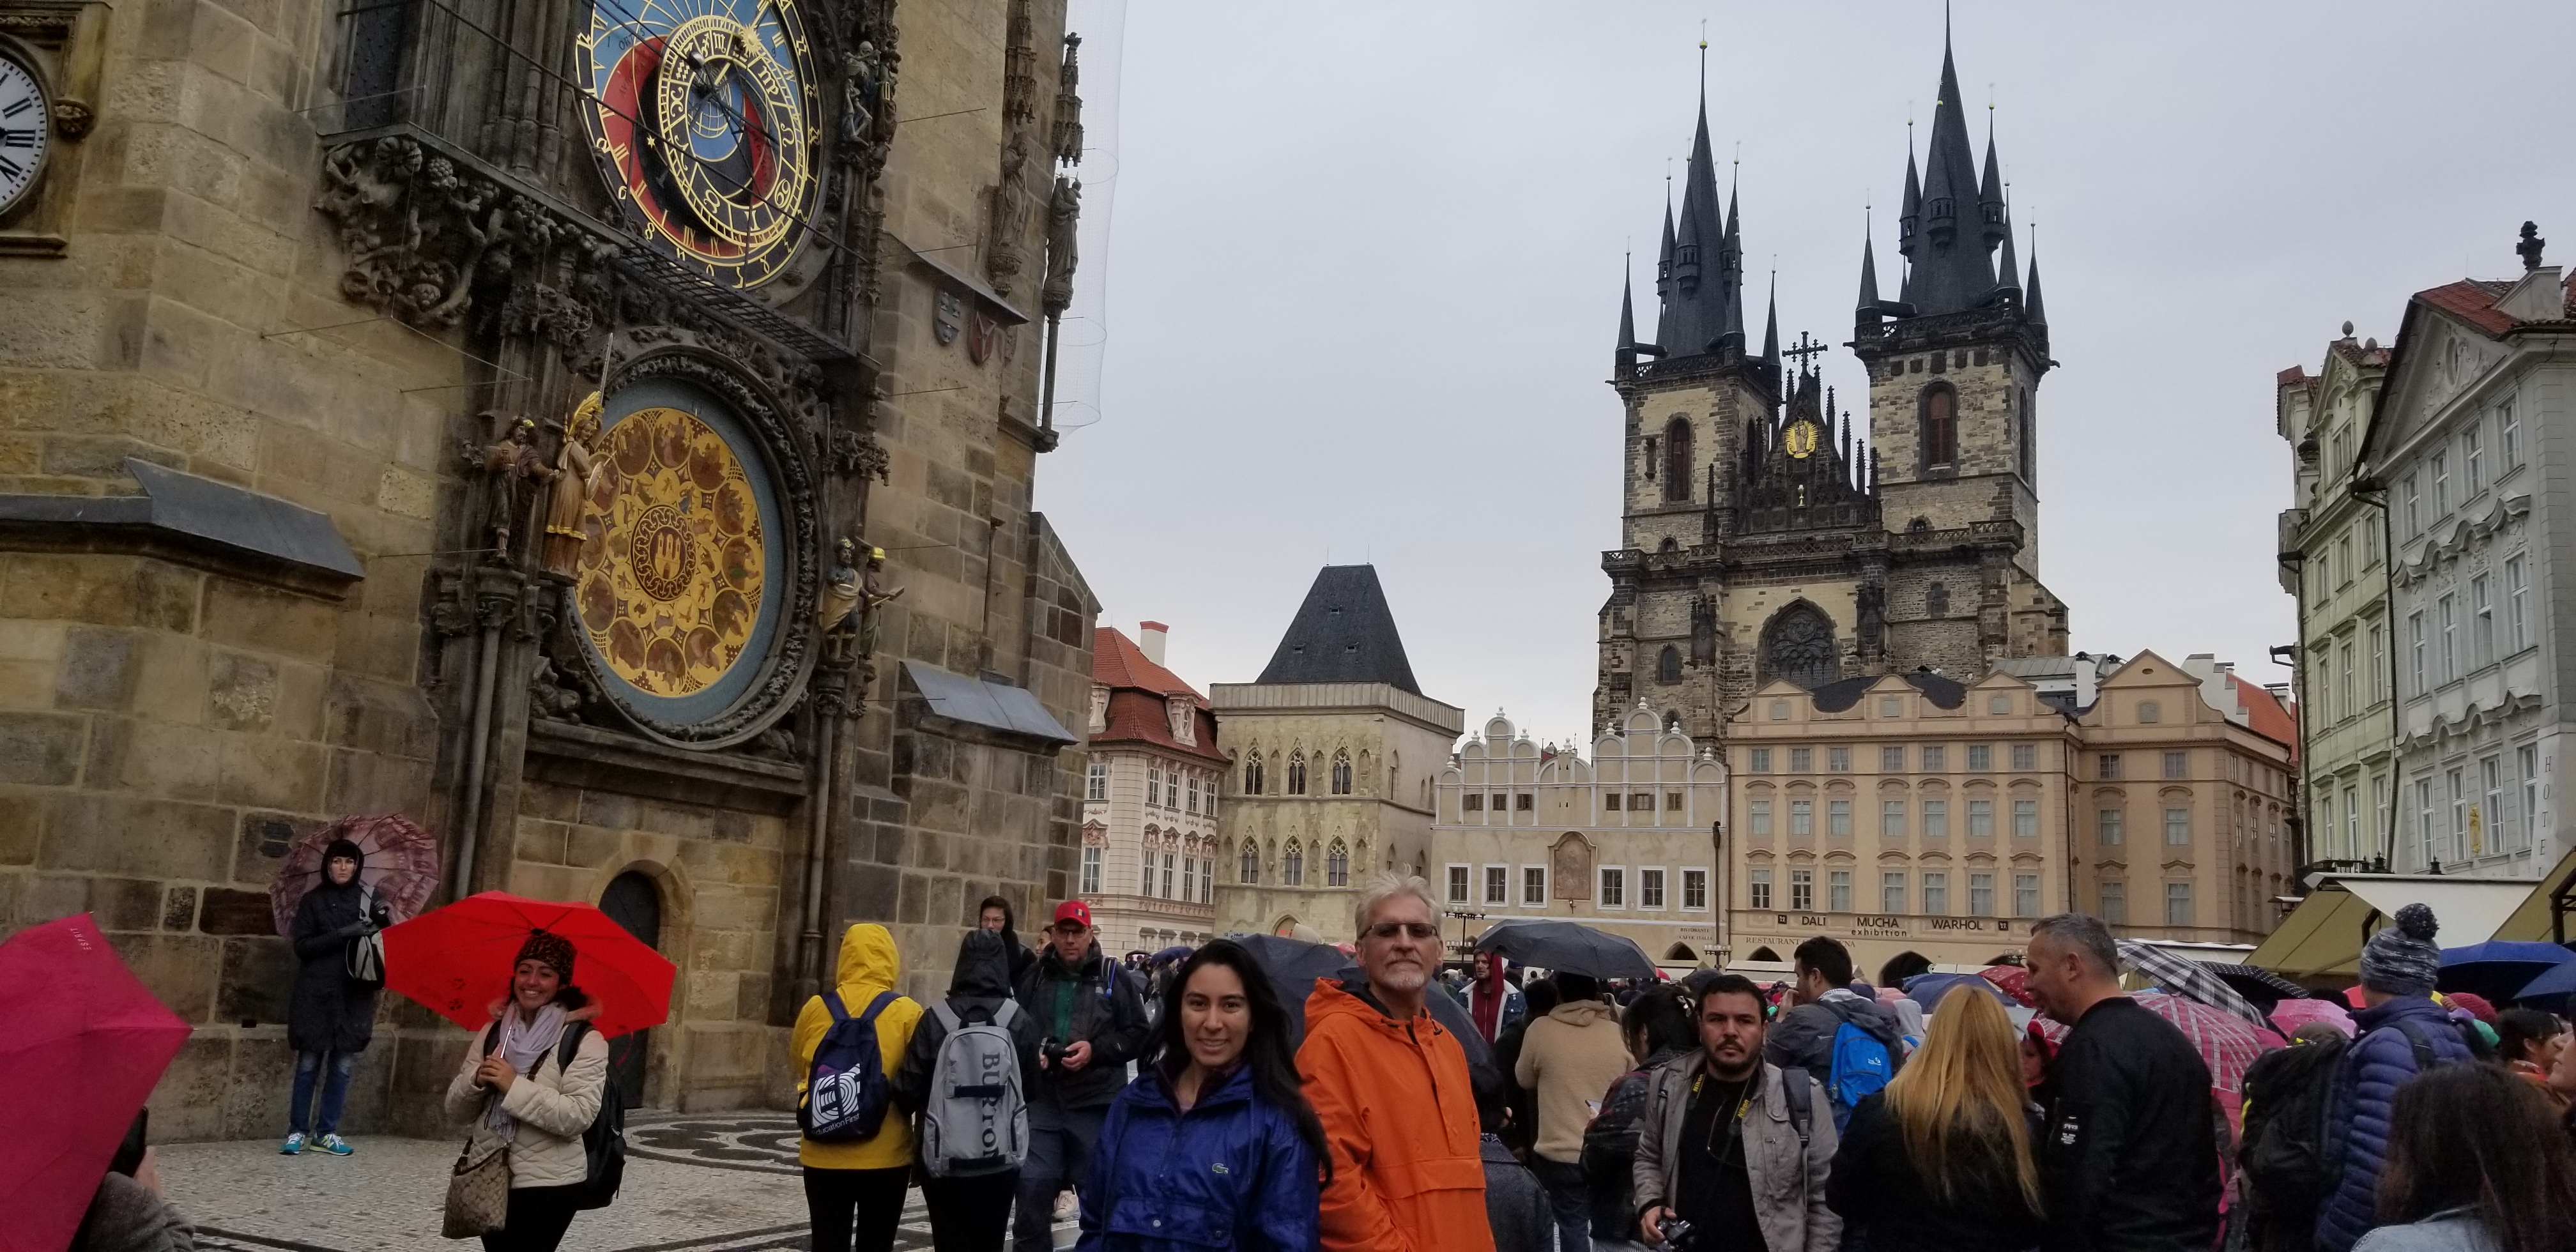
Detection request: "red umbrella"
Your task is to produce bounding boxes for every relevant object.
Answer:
[2134,991,2269,1094]
[267,813,442,936]
[0,914,194,1252]
[383,892,676,1039]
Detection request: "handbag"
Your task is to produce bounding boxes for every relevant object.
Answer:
[344,887,387,991]
[441,1137,510,1239]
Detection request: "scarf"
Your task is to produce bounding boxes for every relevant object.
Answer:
[486,1003,568,1140]
[1469,959,1509,1042]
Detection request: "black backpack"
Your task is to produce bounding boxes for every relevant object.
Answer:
[2235,1033,2347,1232]
[480,1019,626,1210]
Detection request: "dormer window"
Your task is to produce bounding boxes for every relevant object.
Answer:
[1167,696,1194,745]
[1087,684,1109,733]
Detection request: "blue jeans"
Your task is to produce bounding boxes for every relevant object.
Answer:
[289,1050,356,1135]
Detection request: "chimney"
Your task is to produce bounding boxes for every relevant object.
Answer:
[1138,621,1169,666]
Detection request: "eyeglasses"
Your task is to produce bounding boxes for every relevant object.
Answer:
[1366,922,1439,941]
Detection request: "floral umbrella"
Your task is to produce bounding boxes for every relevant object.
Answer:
[267,813,441,936]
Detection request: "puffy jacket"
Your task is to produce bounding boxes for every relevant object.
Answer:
[442,1013,611,1189]
[794,923,924,1170]
[894,930,1043,1118]
[1828,1090,2044,1252]
[1765,988,1906,1097]
[1630,1053,1840,1252]
[287,880,386,1053]
[1073,1065,1319,1252]
[1514,998,1633,1164]
[1298,977,1493,1252]
[1017,941,1154,1110]
[2315,998,2476,1252]
[2036,996,2221,1252]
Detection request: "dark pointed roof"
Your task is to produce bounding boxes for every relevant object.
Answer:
[1995,215,2021,300]
[1617,262,1637,351]
[1656,85,1734,358]
[1255,565,1422,694]
[1653,194,1678,349]
[1856,231,1881,318]
[2024,252,2046,324]
[1760,275,1779,367]
[1903,33,1998,315]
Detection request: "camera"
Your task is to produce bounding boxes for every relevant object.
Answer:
[1040,1037,1071,1068]
[1657,1217,1697,1250]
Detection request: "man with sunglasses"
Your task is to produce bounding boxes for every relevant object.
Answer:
[1297,873,1497,1252]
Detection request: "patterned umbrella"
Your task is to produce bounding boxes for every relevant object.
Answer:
[1981,963,2041,1009]
[2201,963,2312,1010]
[2117,940,2271,1032]
[267,813,441,936]
[2134,991,2269,1095]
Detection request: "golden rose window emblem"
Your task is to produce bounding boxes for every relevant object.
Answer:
[576,406,766,698]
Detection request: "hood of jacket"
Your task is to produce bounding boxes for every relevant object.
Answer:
[1548,998,1615,1028]
[1818,988,1905,1038]
[2353,993,2456,1033]
[835,923,900,996]
[951,929,1013,999]
[1123,1062,1255,1116]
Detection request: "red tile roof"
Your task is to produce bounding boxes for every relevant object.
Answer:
[2228,675,2299,760]
[2276,365,2310,387]
[1092,627,1203,701]
[2417,279,2518,339]
[1090,627,1225,762]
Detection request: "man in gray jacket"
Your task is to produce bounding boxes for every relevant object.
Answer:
[1633,973,1839,1252]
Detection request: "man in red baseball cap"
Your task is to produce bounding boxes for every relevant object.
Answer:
[1010,897,1149,1252]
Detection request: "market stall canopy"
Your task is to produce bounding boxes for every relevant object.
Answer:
[2489,844,2576,943]
[2251,873,2536,981]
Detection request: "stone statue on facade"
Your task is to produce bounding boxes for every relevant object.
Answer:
[469,414,554,556]
[857,546,904,658]
[2518,220,2547,272]
[1041,176,1081,316]
[818,537,864,659]
[986,132,1036,294]
[841,43,885,147]
[540,392,608,578]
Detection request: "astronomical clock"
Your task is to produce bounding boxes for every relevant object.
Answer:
[578,0,819,290]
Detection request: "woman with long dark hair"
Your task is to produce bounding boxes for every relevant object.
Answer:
[1073,940,1325,1251]
[441,933,610,1252]
[2363,1062,2576,1252]
[1827,984,2044,1252]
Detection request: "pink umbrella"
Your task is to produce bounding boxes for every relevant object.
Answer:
[2135,991,2269,1094]
[2267,998,2355,1039]
[0,914,194,1252]
[267,813,441,936]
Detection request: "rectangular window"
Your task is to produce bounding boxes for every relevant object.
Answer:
[1828,747,1851,772]
[1968,798,1994,836]
[1922,872,1948,915]
[1146,767,1160,807]
[1142,856,1156,896]
[2014,798,2039,837]
[1667,791,1684,811]
[2166,882,2195,927]
[2501,401,2521,466]
[2439,595,2458,682]
[1790,747,1812,773]
[1080,846,1102,894]
[1969,873,1995,916]
[2482,756,2504,858]
[2099,754,2123,780]
[2099,807,2125,844]
[1163,854,1177,899]
[1829,799,1853,836]
[1924,799,1949,837]
[1446,865,1469,903]
[1749,800,1772,836]
[1750,869,1772,910]
[2465,424,2485,495]
[1682,869,1707,910]
[1187,777,1200,814]
[2341,641,2358,717]
[2015,873,2041,918]
[1883,871,1907,913]
[2345,785,2361,855]
[1517,793,1535,812]
[2164,751,2188,779]
[2433,451,2450,515]
[1181,856,1195,903]
[2521,745,2541,851]
[1524,866,1547,906]
[1968,744,1992,772]
[2370,623,2386,702]
[1922,745,1947,772]
[2416,778,2435,868]
[2472,576,2494,669]
[1750,748,1773,774]
[2508,554,2529,653]
[2165,807,2191,845]
[1882,800,1906,837]
[1492,793,1508,812]
[1641,869,1667,910]
[1882,745,1906,772]
[1828,870,1851,913]
[2012,743,2037,771]
[1600,868,1625,908]
[1464,792,1484,812]
[2448,767,2467,863]
[2404,473,2421,535]
[2099,881,2126,924]
[2409,612,2427,694]
[1484,866,1508,905]
[1630,792,1654,813]
[1790,799,1813,836]
[1086,763,1107,801]
[1790,869,1813,912]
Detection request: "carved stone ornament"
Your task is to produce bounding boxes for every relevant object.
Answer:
[316,135,571,328]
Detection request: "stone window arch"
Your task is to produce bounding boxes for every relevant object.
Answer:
[1759,601,1839,691]
[1243,756,1264,795]
[1920,383,1958,470]
[1239,839,1259,884]
[1330,751,1353,795]
[1925,583,1949,617]
[1287,752,1308,795]
[1283,841,1305,885]
[1664,416,1694,502]
[1326,839,1350,887]
[1657,646,1682,683]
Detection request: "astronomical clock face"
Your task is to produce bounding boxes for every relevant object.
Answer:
[573,381,786,728]
[1783,418,1820,459]
[579,0,818,288]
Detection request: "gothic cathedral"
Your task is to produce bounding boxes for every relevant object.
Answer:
[1595,34,2069,742]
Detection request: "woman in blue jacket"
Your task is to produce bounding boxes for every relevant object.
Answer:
[1075,940,1326,1252]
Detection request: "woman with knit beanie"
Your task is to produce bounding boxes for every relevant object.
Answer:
[442,931,610,1252]
[2313,904,2480,1252]
[282,837,390,1156]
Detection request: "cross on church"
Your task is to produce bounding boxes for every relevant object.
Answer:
[1782,332,1828,369]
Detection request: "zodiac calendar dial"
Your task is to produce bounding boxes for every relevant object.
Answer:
[579,0,817,288]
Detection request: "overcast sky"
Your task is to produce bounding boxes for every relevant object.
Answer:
[1031,1,2576,754]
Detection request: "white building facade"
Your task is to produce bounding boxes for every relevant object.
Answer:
[1432,705,1728,966]
[1080,624,1223,954]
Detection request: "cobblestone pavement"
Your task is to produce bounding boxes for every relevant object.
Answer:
[160,1112,1077,1251]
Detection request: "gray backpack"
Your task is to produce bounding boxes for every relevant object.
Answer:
[922,1000,1027,1178]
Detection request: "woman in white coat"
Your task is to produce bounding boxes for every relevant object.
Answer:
[444,931,611,1252]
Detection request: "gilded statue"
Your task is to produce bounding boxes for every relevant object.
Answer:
[541,392,609,578]
[857,546,904,658]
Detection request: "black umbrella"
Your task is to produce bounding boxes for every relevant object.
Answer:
[1228,933,1496,1076]
[2202,963,2311,1011]
[1473,919,1657,981]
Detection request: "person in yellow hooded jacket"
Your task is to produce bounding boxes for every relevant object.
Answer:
[794,924,924,1252]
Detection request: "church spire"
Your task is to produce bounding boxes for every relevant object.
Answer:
[2024,246,2047,326]
[1855,212,1883,335]
[1994,203,2021,303]
[1664,66,1731,356]
[1901,22,1998,316]
[1761,271,1779,379]
[1616,257,1639,374]
[1978,111,2008,248]
[1653,185,1676,351]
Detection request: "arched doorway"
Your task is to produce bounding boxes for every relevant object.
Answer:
[1664,942,1699,963]
[1747,945,1782,963]
[599,871,661,1109]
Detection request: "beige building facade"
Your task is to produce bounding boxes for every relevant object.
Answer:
[0,0,1101,1138]
[1432,706,1726,965]
[1080,623,1221,955]
[1212,567,1462,944]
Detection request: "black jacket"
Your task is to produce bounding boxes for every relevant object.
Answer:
[1013,941,1151,1110]
[287,880,385,1053]
[1828,1091,2044,1252]
[2037,996,2223,1252]
[894,931,1043,1115]
[1581,1044,1688,1241]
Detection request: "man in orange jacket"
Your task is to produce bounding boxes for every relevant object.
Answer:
[1298,873,1496,1252]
